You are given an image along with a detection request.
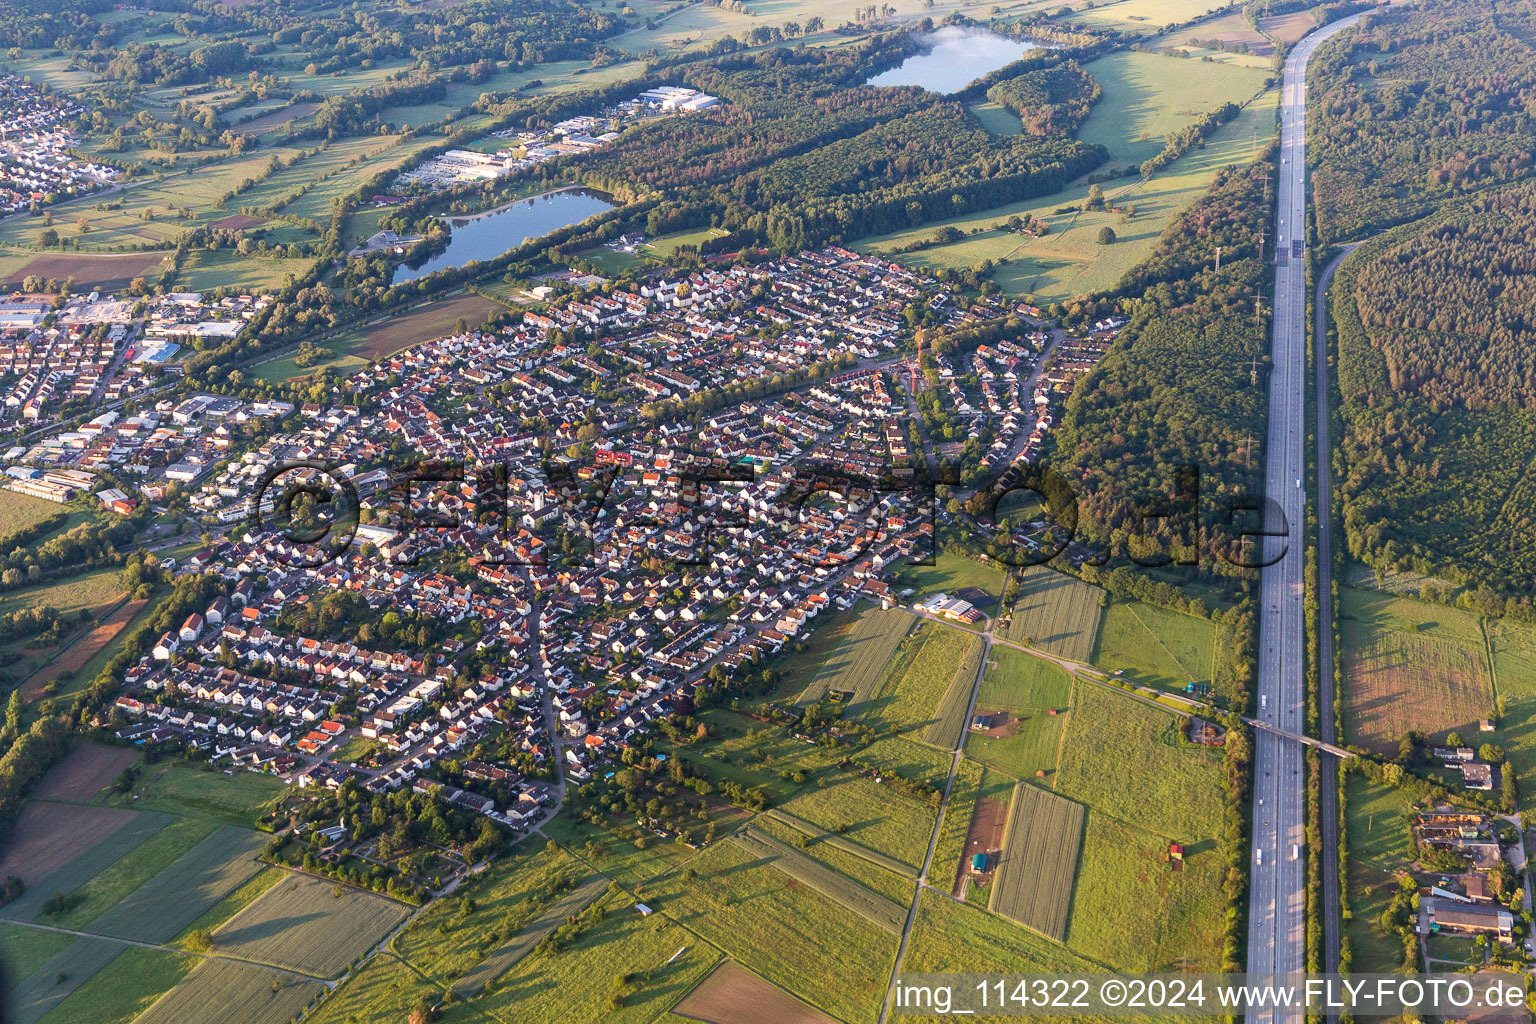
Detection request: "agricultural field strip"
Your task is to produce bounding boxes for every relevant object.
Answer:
[1004,567,1105,663]
[1341,600,1496,754]
[87,825,267,943]
[133,957,326,1024]
[0,810,174,922]
[735,826,906,934]
[440,876,609,995]
[209,873,410,979]
[761,809,916,877]
[924,635,989,749]
[10,935,125,1024]
[797,609,912,704]
[989,784,1085,942]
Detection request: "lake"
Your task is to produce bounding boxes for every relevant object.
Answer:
[865,28,1038,94]
[392,188,616,284]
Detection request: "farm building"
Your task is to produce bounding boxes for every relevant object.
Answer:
[1425,898,1513,942]
[914,593,984,625]
[1460,762,1493,790]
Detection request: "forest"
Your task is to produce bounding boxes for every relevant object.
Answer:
[574,40,1105,249]
[1350,184,1536,412]
[984,61,1101,136]
[1333,181,1536,602]
[68,0,622,85]
[1308,0,1536,244]
[1050,156,1275,580]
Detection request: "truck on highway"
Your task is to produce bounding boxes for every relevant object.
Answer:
[1291,844,1300,861]
[1256,848,1264,866]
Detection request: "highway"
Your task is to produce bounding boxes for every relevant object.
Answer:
[1315,242,1359,979]
[1247,13,1365,1018]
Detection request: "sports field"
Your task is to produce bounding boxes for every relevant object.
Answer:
[989,784,1084,940]
[1004,566,1105,662]
[1339,587,1494,755]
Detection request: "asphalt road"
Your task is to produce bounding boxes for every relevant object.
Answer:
[1315,243,1358,980]
[1247,14,1365,1017]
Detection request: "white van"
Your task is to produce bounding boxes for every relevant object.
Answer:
[1291,844,1301,861]
[1256,848,1264,866]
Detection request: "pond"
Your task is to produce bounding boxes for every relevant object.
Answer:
[865,27,1039,94]
[391,187,616,284]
